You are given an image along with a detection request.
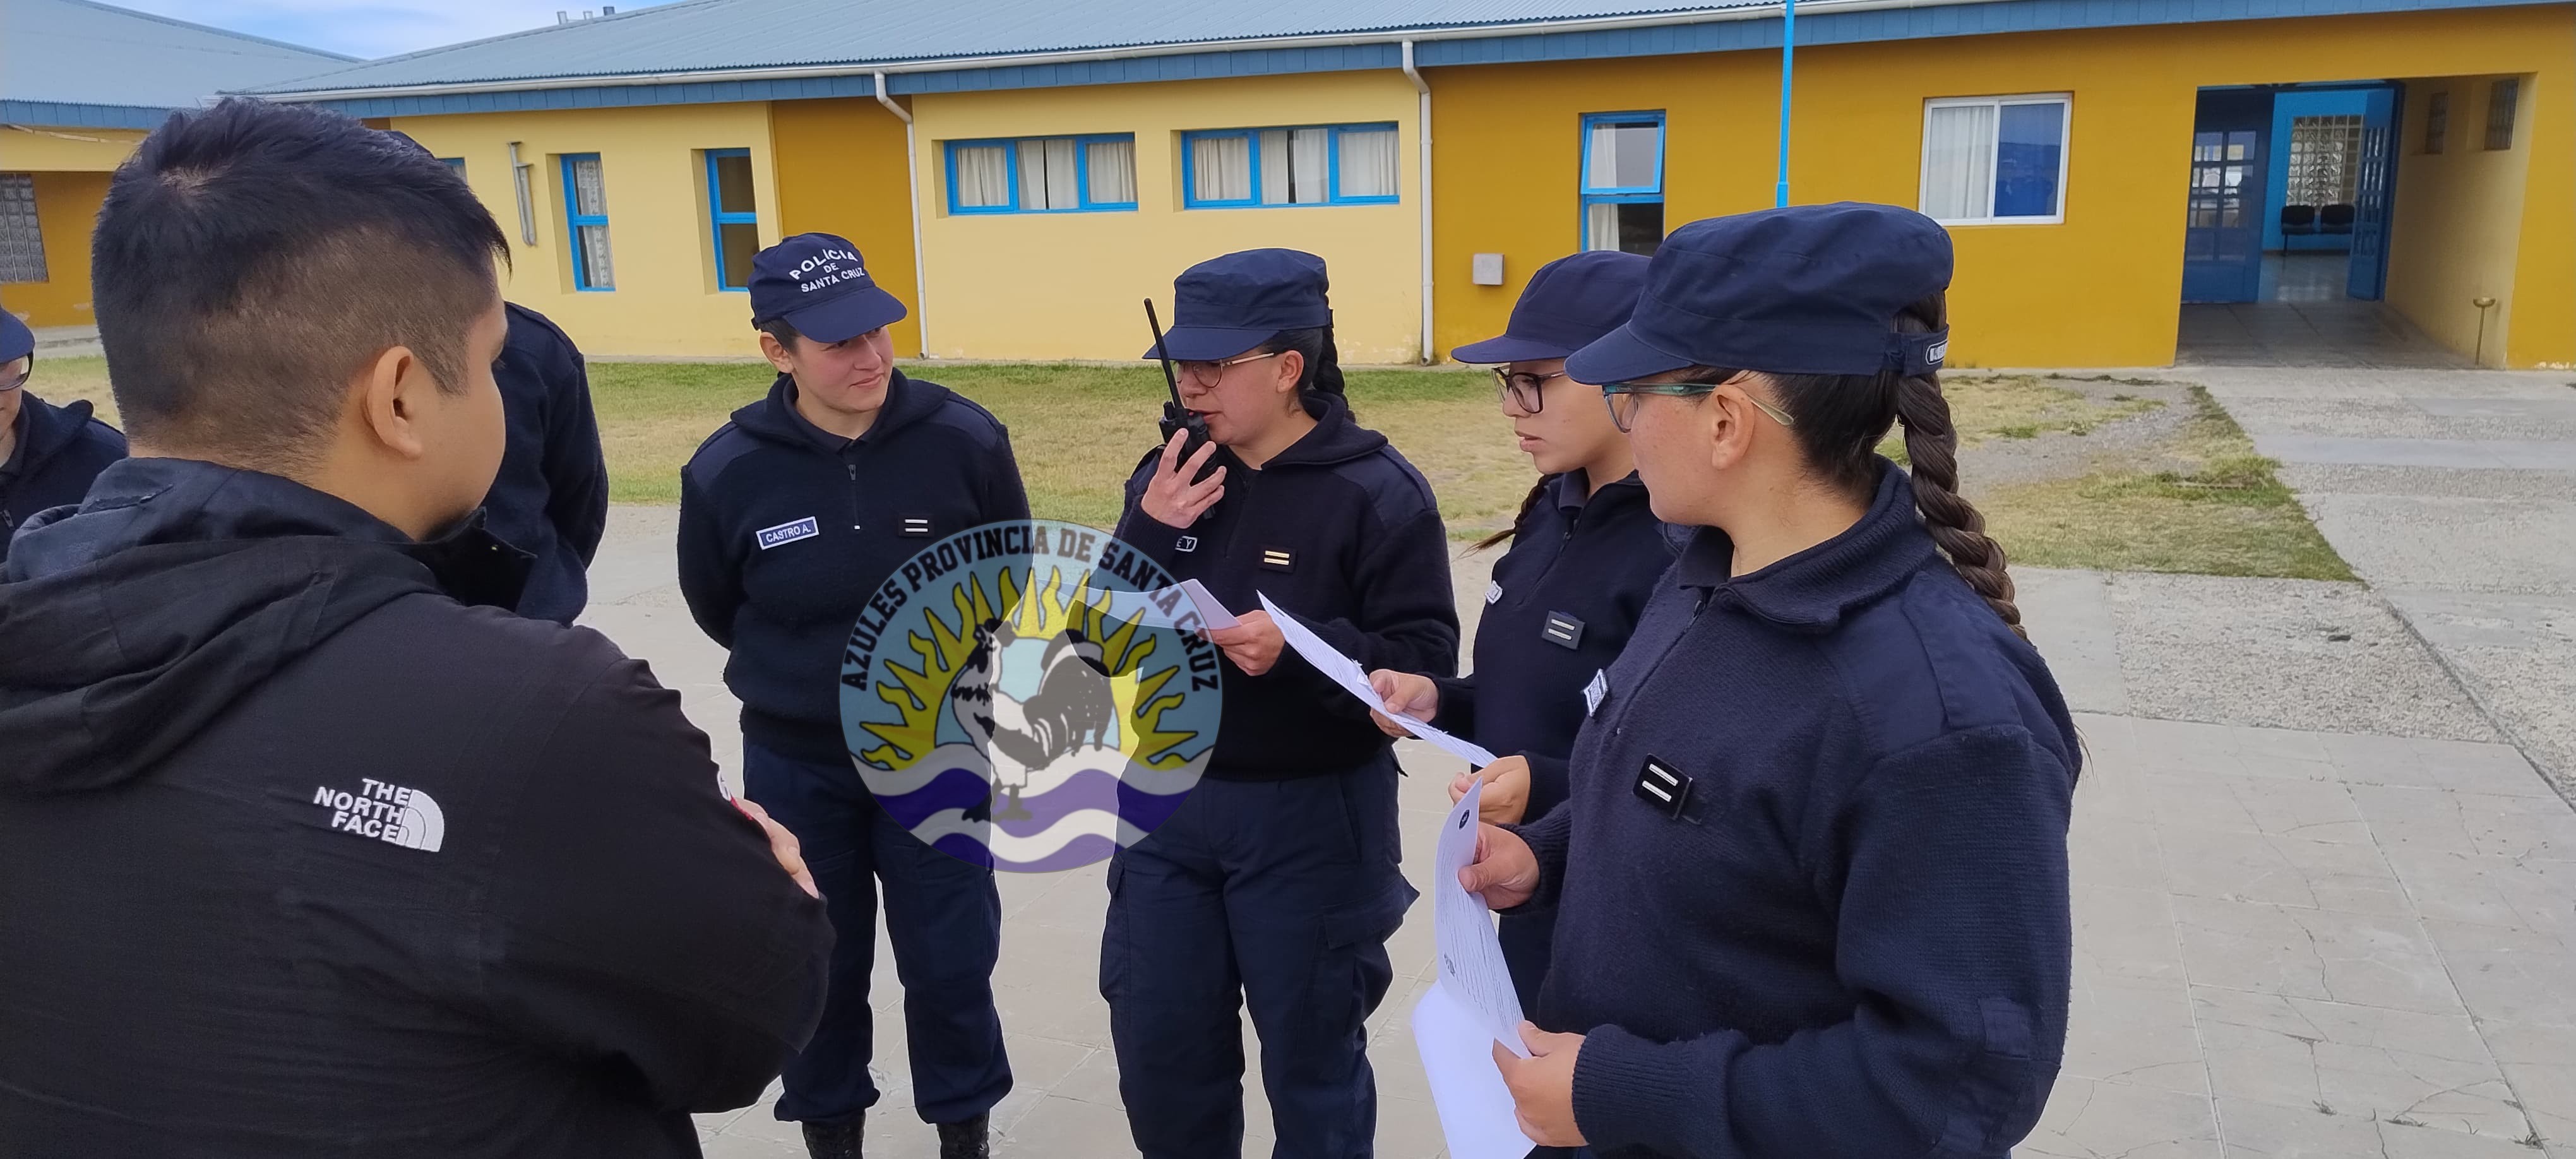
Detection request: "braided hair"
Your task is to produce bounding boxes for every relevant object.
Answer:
[1682,292,2024,638]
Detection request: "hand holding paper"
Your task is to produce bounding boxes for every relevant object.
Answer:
[1412,780,1542,1159]
[1257,593,1499,768]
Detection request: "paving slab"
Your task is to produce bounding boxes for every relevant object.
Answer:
[563,509,2576,1158]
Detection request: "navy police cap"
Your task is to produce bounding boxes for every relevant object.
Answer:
[1145,248,1333,361]
[1567,203,1953,385]
[1452,250,1649,364]
[750,233,908,344]
[1,310,31,365]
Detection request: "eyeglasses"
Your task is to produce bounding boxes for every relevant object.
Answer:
[1,358,28,393]
[1599,379,1798,434]
[1491,367,1566,413]
[1174,350,1282,385]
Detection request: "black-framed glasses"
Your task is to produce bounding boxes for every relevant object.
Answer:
[1,355,30,394]
[1174,350,1282,385]
[1491,367,1566,413]
[1599,380,1796,434]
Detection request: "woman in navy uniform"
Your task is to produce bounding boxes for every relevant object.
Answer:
[1465,204,2080,1158]
[1105,249,1458,1159]
[679,234,1024,1159]
[1,311,126,559]
[1363,250,1670,1013]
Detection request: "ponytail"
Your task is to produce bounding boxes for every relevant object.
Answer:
[1892,369,2025,639]
[1714,290,2027,639]
[1475,475,1553,550]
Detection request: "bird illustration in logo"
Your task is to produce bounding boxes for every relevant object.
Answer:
[948,618,1118,821]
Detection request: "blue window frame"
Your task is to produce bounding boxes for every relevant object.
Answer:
[440,157,466,177]
[1919,94,2070,225]
[945,134,1137,215]
[705,148,758,292]
[1179,123,1402,209]
[1580,112,1666,255]
[559,153,614,291]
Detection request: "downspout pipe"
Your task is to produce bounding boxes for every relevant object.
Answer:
[1775,0,1796,206]
[1402,40,1433,366]
[875,70,933,358]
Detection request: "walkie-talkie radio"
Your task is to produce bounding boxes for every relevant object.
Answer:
[1145,299,1215,477]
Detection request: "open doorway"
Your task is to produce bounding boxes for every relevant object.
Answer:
[2176,81,2469,367]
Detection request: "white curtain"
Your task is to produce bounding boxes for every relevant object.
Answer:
[568,157,614,288]
[1585,121,1659,191]
[1019,138,1079,210]
[955,143,1010,208]
[1921,104,1996,221]
[1258,129,1293,205]
[1086,138,1136,205]
[1584,202,1621,251]
[1290,127,1328,203]
[1336,127,1399,198]
[1193,134,1251,203]
[569,155,608,215]
[577,225,615,288]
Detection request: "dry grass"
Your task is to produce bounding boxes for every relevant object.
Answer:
[30,357,2349,575]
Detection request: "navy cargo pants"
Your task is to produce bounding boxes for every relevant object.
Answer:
[1101,753,1418,1159]
[744,739,1012,1126]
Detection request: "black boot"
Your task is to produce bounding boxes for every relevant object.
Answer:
[800,1115,862,1159]
[935,1114,989,1159]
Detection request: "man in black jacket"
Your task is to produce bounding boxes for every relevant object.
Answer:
[680,234,1027,1159]
[485,302,609,624]
[0,310,127,557]
[0,98,832,1158]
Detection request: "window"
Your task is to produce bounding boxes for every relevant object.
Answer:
[560,153,613,291]
[1921,95,2069,225]
[2286,115,2363,208]
[2424,92,2449,154]
[946,135,1136,214]
[509,143,537,245]
[1180,124,1400,208]
[1580,112,1664,255]
[2486,78,2520,151]
[0,174,44,284]
[706,149,759,291]
[441,157,466,178]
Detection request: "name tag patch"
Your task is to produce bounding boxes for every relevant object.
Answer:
[1633,754,1692,819]
[1176,535,1200,553]
[757,516,820,550]
[1583,669,1608,716]
[1541,612,1585,650]
[1259,547,1295,572]
[898,515,934,538]
[1484,580,1503,605]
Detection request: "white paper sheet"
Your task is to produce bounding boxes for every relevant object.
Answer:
[1177,579,1238,630]
[1412,981,1541,1159]
[1256,592,1501,768]
[1433,780,1530,1057]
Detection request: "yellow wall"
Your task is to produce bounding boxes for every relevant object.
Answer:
[907,71,1425,363]
[771,98,924,357]
[0,170,109,327]
[384,103,784,357]
[1428,4,2576,369]
[0,126,148,173]
[2389,76,2535,366]
[2505,67,2574,368]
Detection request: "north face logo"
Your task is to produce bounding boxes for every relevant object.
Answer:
[311,779,445,852]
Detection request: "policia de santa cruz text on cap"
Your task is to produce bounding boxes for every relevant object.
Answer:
[1104,249,1459,1159]
[677,234,1028,1159]
[1463,203,2080,1159]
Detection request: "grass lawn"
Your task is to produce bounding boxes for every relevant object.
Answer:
[28,357,2347,575]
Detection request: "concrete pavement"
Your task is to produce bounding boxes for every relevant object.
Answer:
[569,458,2576,1157]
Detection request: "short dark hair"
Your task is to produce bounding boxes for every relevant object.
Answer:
[92,98,509,467]
[756,316,803,351]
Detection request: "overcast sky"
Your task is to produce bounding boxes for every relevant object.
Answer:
[115,0,679,59]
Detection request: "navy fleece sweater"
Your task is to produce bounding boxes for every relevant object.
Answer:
[1513,462,2078,1159]
[1113,391,1458,780]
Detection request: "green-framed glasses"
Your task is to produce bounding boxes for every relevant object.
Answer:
[1599,380,1797,434]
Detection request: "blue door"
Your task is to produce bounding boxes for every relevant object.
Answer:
[2347,85,2402,301]
[2182,90,2274,304]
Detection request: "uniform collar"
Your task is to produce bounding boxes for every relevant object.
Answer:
[1674,460,1937,633]
[1553,469,1645,517]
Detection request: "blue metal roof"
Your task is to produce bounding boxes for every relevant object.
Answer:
[1,0,354,119]
[249,0,1750,95]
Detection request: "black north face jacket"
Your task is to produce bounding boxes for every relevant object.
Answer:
[0,458,832,1158]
